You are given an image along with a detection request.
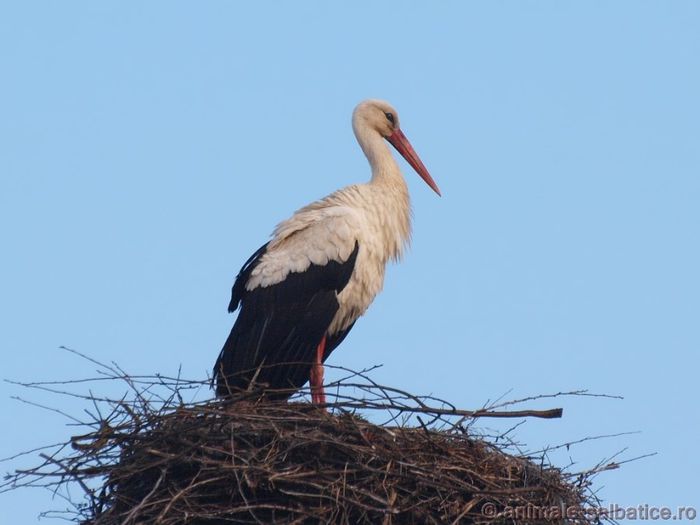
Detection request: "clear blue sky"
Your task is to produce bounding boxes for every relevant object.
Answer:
[1,2,698,522]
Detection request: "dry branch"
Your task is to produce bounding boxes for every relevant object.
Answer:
[2,351,624,524]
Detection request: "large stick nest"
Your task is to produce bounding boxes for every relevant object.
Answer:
[3,353,620,524]
[83,402,590,525]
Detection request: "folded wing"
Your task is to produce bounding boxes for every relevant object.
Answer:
[214,206,361,398]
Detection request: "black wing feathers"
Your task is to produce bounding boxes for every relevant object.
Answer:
[214,241,359,399]
[228,242,269,313]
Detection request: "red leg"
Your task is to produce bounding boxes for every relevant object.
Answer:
[310,336,327,405]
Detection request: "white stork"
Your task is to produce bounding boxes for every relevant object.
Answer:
[214,99,440,403]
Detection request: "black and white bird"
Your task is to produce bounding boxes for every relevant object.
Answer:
[213,99,440,403]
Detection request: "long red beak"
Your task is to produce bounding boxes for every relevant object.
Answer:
[386,129,441,196]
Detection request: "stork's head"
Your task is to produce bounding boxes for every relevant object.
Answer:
[352,99,441,196]
[352,99,401,139]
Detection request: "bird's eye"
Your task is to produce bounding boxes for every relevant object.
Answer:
[384,112,395,125]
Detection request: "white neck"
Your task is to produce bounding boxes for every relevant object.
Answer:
[351,120,412,262]
[353,122,406,190]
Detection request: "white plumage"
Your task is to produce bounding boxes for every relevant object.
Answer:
[247,184,410,335]
[214,99,440,402]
